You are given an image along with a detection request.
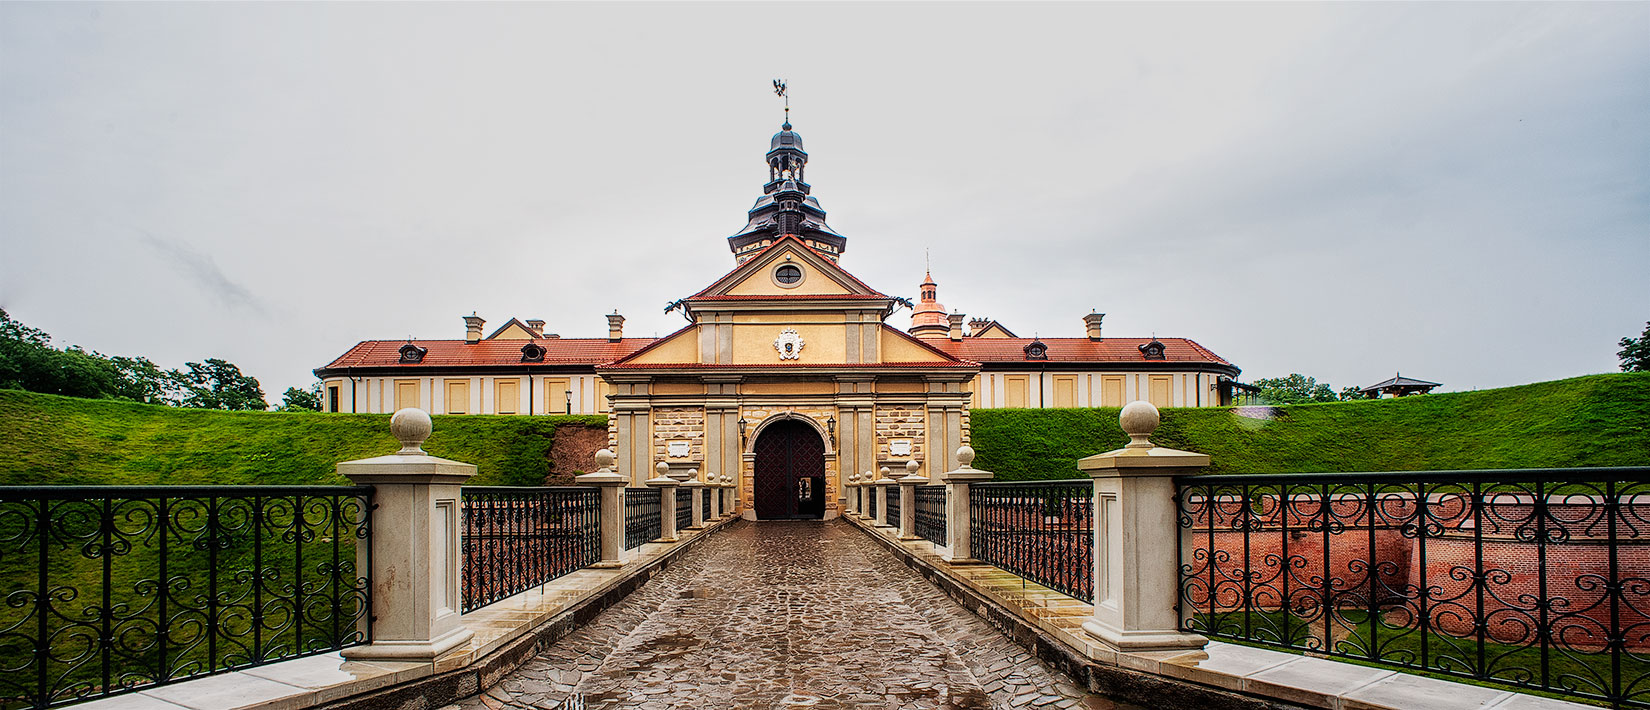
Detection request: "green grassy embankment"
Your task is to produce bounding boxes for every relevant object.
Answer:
[970,373,1650,480]
[2,373,1646,486]
[0,390,606,486]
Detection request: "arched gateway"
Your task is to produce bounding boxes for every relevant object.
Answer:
[752,419,828,519]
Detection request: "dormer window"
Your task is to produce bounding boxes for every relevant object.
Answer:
[520,343,545,363]
[1139,339,1166,360]
[398,343,427,364]
[1024,340,1048,360]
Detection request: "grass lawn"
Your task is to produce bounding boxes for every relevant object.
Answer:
[0,390,606,486]
[970,373,1650,479]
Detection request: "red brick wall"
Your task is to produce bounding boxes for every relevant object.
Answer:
[1181,493,1650,650]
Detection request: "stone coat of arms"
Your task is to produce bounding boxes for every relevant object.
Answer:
[773,328,805,360]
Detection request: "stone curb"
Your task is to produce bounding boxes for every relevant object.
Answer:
[844,516,1308,710]
[313,518,741,710]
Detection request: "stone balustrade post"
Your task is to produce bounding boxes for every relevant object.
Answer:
[647,462,679,543]
[939,446,993,564]
[1077,401,1209,653]
[337,408,475,662]
[898,459,924,540]
[844,471,860,517]
[874,466,896,528]
[684,468,706,530]
[576,449,627,568]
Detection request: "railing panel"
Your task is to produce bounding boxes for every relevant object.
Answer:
[1176,467,1650,709]
[624,488,661,550]
[0,485,371,709]
[674,488,692,532]
[459,486,600,613]
[915,485,947,545]
[884,486,901,527]
[969,480,1093,602]
[701,487,711,521]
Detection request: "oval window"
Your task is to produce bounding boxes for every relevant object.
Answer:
[775,264,802,284]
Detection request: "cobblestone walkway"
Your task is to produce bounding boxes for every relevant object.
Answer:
[456,520,1138,710]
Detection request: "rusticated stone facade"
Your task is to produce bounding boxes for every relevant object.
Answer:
[875,405,927,465]
[652,407,706,464]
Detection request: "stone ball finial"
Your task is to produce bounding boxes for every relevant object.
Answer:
[677,467,696,483]
[594,449,616,469]
[847,471,859,483]
[1120,400,1160,449]
[957,445,975,468]
[390,408,432,455]
[879,466,891,480]
[656,461,671,477]
[905,459,921,476]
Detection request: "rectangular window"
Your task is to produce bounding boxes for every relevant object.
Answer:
[1100,376,1125,408]
[1149,375,1173,408]
[597,381,611,413]
[1053,375,1078,408]
[546,378,571,414]
[1004,375,1028,408]
[327,386,339,413]
[445,380,470,414]
[495,379,520,415]
[394,380,421,411]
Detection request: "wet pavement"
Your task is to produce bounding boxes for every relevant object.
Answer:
[454,519,1138,710]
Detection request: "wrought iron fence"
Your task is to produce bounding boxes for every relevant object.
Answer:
[675,487,693,531]
[867,486,878,520]
[969,480,1093,601]
[701,486,712,522]
[1177,467,1650,709]
[624,488,661,550]
[460,486,599,613]
[0,485,372,709]
[915,485,947,545]
[884,485,901,527]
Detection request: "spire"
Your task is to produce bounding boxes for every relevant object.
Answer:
[909,265,950,339]
[728,82,848,264]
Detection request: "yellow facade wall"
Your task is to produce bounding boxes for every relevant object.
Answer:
[495,378,521,414]
[444,379,470,414]
[651,382,706,396]
[490,323,536,339]
[627,331,700,365]
[724,262,854,296]
[741,381,835,395]
[732,323,846,363]
[879,330,950,363]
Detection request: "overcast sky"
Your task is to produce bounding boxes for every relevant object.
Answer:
[2,2,1647,401]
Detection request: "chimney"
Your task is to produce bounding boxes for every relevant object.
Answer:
[1084,312,1105,341]
[525,319,545,335]
[968,317,991,334]
[463,313,485,344]
[606,311,625,342]
[947,312,966,341]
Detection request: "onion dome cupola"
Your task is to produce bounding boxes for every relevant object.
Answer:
[908,270,951,339]
[728,121,848,264]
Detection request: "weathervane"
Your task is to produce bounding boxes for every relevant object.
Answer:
[772,79,789,125]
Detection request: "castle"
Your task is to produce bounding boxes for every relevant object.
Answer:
[315,120,1242,518]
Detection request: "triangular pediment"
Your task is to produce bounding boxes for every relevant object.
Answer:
[691,235,886,301]
[486,318,541,340]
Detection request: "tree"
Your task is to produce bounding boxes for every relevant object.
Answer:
[177,358,267,411]
[106,355,185,405]
[278,382,322,412]
[1621,322,1650,373]
[1252,373,1338,404]
[1339,385,1365,401]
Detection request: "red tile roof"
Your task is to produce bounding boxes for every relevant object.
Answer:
[317,338,655,372]
[928,337,1233,366]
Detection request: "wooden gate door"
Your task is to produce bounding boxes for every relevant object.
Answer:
[752,420,826,519]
